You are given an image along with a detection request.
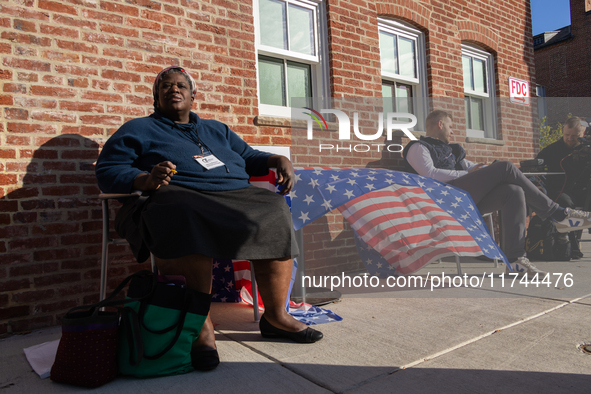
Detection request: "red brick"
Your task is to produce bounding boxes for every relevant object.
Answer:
[5,133,29,144]
[141,9,176,24]
[31,111,77,122]
[33,273,81,287]
[3,83,27,94]
[53,14,97,30]
[11,288,55,304]
[41,49,80,63]
[56,40,98,54]
[54,64,99,77]
[102,69,142,82]
[41,185,80,196]
[62,125,103,136]
[61,149,100,159]
[33,248,82,261]
[30,86,77,98]
[0,279,30,292]
[1,31,51,46]
[0,224,29,239]
[99,23,139,38]
[59,101,103,113]
[79,115,122,125]
[4,108,28,120]
[100,1,139,16]
[0,4,49,21]
[39,24,79,39]
[82,10,124,24]
[0,306,29,320]
[37,300,78,314]
[3,57,50,72]
[82,32,125,46]
[41,75,63,84]
[38,0,77,15]
[67,77,89,88]
[9,236,59,251]
[81,91,123,102]
[103,48,143,61]
[127,39,163,53]
[82,55,122,68]
[13,19,37,32]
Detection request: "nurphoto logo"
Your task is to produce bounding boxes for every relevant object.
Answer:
[297,108,418,154]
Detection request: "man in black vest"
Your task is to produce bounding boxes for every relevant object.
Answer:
[536,117,588,258]
[402,110,591,276]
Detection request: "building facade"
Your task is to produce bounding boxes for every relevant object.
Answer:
[0,0,537,333]
[534,0,591,125]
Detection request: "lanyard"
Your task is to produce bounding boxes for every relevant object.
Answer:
[180,123,209,155]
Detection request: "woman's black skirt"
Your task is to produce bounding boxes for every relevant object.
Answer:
[115,184,298,263]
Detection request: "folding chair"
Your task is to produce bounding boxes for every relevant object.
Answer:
[452,212,500,275]
[99,146,292,323]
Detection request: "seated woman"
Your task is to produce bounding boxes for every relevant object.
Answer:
[95,66,322,372]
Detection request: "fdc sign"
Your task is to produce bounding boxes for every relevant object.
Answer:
[509,77,530,106]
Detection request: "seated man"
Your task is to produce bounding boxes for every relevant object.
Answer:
[537,116,588,258]
[402,110,591,276]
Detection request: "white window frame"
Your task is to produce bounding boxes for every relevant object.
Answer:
[254,0,328,118]
[461,44,497,139]
[378,18,428,131]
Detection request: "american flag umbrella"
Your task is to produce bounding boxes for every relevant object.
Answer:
[291,167,508,276]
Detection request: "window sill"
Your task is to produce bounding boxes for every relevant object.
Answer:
[254,115,340,131]
[254,116,294,128]
[465,137,505,146]
[254,116,426,139]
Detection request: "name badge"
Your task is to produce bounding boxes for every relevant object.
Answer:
[193,154,225,170]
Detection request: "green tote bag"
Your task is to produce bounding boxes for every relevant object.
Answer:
[118,273,212,377]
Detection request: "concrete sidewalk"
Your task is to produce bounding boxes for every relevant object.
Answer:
[2,239,591,393]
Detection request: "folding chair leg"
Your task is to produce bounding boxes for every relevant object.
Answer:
[100,199,110,301]
[250,262,260,322]
[150,253,157,274]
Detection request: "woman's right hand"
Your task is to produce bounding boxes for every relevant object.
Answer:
[133,161,177,191]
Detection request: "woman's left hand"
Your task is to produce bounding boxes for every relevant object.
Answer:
[268,155,294,195]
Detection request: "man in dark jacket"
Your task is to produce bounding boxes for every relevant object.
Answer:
[536,117,588,258]
[403,110,591,276]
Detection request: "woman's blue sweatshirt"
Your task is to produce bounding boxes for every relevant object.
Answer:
[95,111,272,193]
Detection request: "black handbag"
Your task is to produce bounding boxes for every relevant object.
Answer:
[50,270,155,388]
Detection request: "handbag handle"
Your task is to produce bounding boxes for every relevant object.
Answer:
[120,306,144,366]
[138,290,194,360]
[65,270,156,317]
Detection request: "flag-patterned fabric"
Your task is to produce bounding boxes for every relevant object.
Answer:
[211,259,242,303]
[290,167,507,275]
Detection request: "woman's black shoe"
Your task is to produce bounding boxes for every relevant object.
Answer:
[191,348,220,371]
[259,315,323,343]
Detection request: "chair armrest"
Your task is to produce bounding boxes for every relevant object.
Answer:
[98,192,142,200]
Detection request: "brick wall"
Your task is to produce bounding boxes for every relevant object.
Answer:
[534,0,591,124]
[1,0,537,334]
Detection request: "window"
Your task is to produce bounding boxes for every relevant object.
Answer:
[536,85,547,121]
[461,45,497,138]
[379,19,427,131]
[254,0,327,117]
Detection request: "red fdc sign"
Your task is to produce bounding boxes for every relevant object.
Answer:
[508,77,530,106]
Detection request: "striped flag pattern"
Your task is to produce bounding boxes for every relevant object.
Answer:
[290,167,507,276]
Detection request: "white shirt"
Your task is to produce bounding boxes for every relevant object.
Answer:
[406,143,478,183]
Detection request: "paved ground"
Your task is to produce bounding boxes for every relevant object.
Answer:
[2,235,591,393]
